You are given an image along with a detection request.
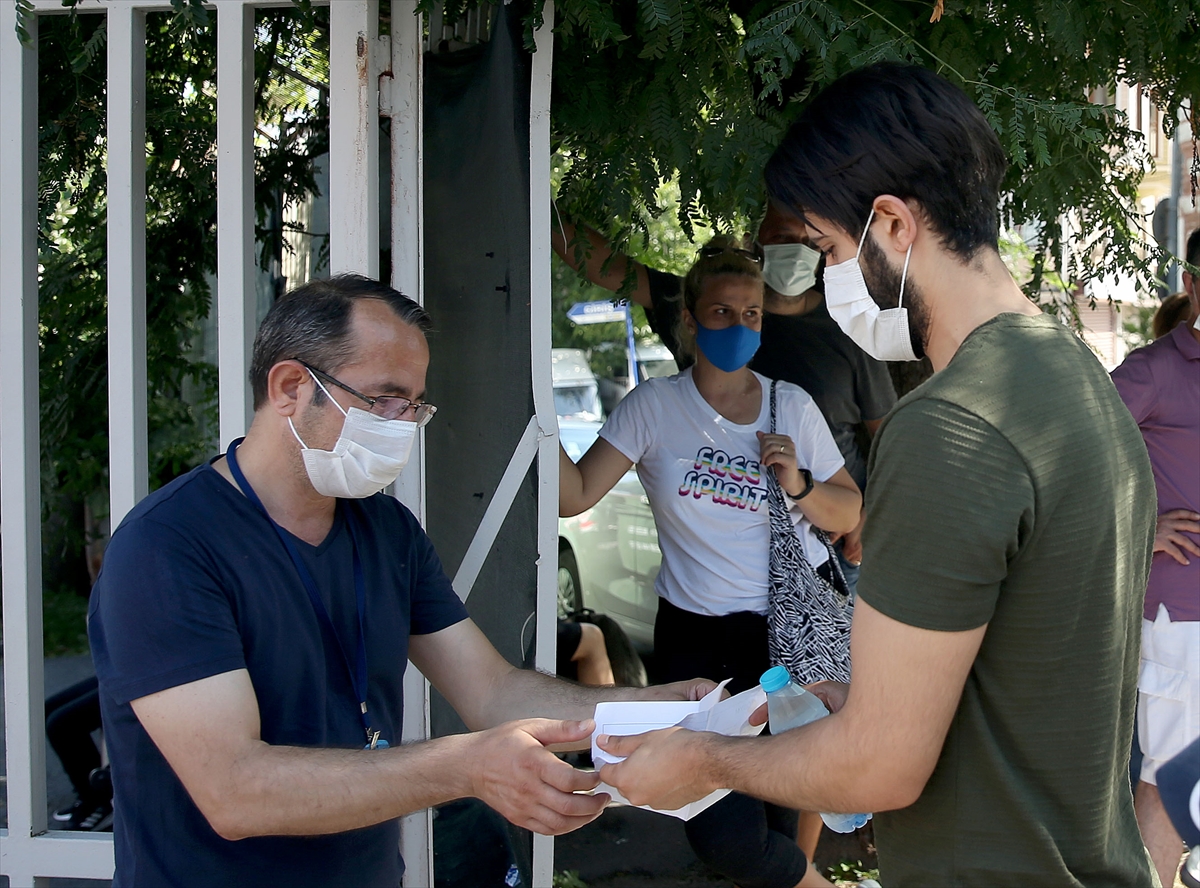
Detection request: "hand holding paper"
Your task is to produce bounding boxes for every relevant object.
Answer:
[592,681,767,819]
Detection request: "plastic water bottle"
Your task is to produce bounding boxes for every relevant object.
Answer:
[759,666,873,834]
[819,810,872,833]
[760,665,830,731]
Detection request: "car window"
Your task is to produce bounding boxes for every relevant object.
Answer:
[639,359,677,380]
[554,384,603,422]
[559,425,600,462]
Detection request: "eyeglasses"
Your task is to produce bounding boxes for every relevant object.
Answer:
[297,361,437,426]
[698,244,764,265]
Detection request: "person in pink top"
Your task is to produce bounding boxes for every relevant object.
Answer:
[1111,227,1200,887]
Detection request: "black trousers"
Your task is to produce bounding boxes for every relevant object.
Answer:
[45,676,102,804]
[654,598,810,888]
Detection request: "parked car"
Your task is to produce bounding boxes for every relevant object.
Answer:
[636,342,677,380]
[553,348,660,652]
[551,348,603,422]
[558,420,660,652]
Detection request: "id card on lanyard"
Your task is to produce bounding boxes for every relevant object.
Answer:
[226,438,388,750]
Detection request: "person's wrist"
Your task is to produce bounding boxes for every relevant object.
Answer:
[456,731,487,800]
[692,732,731,796]
[785,468,814,500]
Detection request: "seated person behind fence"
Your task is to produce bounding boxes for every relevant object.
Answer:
[560,240,861,888]
[557,617,615,686]
[88,275,716,888]
[47,676,111,831]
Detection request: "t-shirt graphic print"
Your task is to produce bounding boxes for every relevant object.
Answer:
[601,369,843,617]
[678,445,769,513]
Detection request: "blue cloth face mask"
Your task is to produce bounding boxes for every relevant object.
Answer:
[694,320,762,372]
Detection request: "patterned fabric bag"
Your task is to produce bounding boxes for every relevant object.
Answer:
[764,380,854,684]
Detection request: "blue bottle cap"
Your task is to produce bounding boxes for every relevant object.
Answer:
[760,665,792,694]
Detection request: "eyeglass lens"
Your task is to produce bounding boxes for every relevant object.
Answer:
[371,398,437,424]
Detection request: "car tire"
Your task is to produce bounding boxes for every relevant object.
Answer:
[558,545,583,617]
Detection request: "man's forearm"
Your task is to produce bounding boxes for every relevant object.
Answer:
[703,722,857,814]
[702,708,925,815]
[210,733,474,840]
[482,665,695,731]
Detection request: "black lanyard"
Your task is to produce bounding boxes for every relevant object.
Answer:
[226,438,386,749]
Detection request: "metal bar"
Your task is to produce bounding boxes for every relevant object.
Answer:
[107,2,149,527]
[1167,119,1183,292]
[0,833,114,882]
[329,0,380,276]
[398,663,433,888]
[217,0,258,445]
[0,6,49,885]
[426,4,441,52]
[528,4,557,883]
[451,416,540,602]
[386,6,435,883]
[24,0,314,11]
[388,1,426,523]
[624,304,640,387]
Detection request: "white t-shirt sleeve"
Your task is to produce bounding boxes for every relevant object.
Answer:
[785,385,845,483]
[598,383,659,464]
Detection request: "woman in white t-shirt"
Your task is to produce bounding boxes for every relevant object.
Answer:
[559,240,861,888]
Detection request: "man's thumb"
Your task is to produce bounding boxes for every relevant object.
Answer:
[597,732,638,757]
[527,718,595,746]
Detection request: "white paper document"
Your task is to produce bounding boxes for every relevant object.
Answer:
[590,680,767,820]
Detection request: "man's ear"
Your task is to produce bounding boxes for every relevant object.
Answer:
[870,195,920,257]
[266,360,309,417]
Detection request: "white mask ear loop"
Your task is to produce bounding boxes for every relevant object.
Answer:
[898,243,913,310]
[288,417,309,449]
[856,207,877,257]
[308,370,348,417]
[288,370,347,451]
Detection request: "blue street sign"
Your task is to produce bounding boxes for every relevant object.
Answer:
[566,300,627,325]
[564,301,640,386]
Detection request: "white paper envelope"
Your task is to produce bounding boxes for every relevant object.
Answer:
[590,680,767,820]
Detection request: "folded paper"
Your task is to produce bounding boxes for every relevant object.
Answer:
[590,679,767,820]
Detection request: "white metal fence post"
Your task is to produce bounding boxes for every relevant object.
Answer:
[529,4,558,885]
[107,2,149,528]
[389,0,426,524]
[330,0,380,277]
[217,0,258,445]
[386,4,437,884]
[0,6,49,885]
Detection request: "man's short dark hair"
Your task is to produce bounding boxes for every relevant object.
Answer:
[765,63,1008,259]
[1186,228,1200,269]
[249,274,431,409]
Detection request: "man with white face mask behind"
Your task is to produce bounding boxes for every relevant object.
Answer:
[592,62,1158,887]
[88,274,716,888]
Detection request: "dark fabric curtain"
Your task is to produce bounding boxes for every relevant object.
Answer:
[422,5,538,885]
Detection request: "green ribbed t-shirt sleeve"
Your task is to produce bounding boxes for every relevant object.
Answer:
[858,398,1035,632]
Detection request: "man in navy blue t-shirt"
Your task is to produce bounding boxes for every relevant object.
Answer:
[89,275,714,888]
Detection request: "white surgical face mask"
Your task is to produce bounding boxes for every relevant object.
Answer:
[761,242,821,296]
[822,207,919,362]
[289,372,418,498]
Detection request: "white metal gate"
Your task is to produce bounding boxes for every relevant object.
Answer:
[0,1,557,883]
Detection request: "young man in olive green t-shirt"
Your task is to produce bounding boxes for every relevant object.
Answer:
[593,63,1157,887]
